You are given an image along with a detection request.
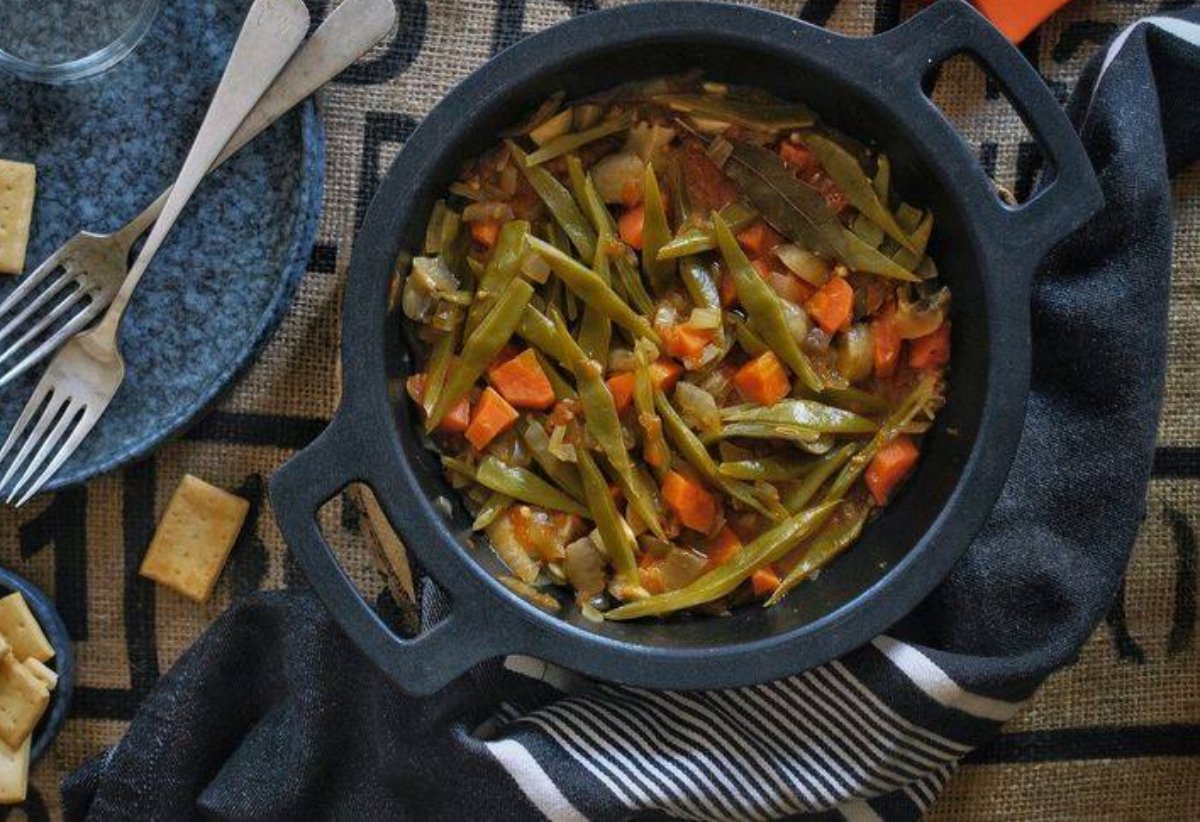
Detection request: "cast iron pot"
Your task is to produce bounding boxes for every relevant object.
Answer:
[271,0,1102,695]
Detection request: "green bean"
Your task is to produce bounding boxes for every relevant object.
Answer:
[656,202,758,261]
[605,499,838,619]
[574,431,641,587]
[641,163,675,294]
[714,213,823,392]
[654,387,785,521]
[535,350,577,400]
[528,236,660,344]
[766,501,870,606]
[440,455,477,481]
[823,373,938,503]
[634,342,671,478]
[552,311,666,540]
[522,420,585,500]
[722,400,877,434]
[570,159,656,316]
[719,455,816,482]
[472,491,513,531]
[526,112,632,166]
[509,141,596,260]
[475,457,590,517]
[783,444,856,513]
[821,386,892,413]
[577,230,613,361]
[517,305,571,368]
[427,279,534,430]
[421,328,458,416]
[703,422,829,449]
[465,220,530,336]
[613,250,656,315]
[728,313,769,357]
[679,257,721,312]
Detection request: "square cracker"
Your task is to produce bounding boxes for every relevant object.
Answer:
[23,659,55,692]
[139,475,250,603]
[0,161,36,275]
[0,593,53,663]
[0,735,29,805]
[0,654,47,749]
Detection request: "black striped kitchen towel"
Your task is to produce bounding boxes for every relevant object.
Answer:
[62,9,1200,821]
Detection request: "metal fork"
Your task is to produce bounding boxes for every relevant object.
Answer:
[0,0,311,506]
[0,0,397,391]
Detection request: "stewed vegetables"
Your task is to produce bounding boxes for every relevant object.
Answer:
[399,74,949,620]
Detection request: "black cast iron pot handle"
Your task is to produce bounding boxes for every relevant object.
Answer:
[870,1,1102,269]
[270,409,509,694]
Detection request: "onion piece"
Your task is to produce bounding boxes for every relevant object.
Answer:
[658,548,709,591]
[689,307,722,329]
[837,323,874,383]
[675,382,721,435]
[592,152,646,205]
[774,244,831,287]
[565,537,608,598]
[895,286,950,340]
[401,256,458,322]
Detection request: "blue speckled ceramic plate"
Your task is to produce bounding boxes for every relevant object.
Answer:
[0,0,323,491]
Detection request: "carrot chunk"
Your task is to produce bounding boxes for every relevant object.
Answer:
[865,435,920,505]
[469,218,502,249]
[804,275,855,334]
[871,301,902,378]
[751,566,781,597]
[405,374,470,434]
[661,471,718,533]
[487,348,556,410]
[649,358,684,392]
[658,323,713,360]
[736,220,785,258]
[618,204,646,250]
[778,141,815,172]
[606,371,636,413]
[705,526,743,571]
[734,352,791,406]
[909,322,951,370]
[465,387,519,450]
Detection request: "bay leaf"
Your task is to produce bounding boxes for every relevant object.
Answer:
[724,140,848,260]
[805,133,918,252]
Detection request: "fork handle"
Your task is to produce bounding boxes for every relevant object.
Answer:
[94,0,310,342]
[111,0,397,252]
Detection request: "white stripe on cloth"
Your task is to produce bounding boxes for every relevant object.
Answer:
[871,635,1024,722]
[486,738,590,822]
[496,658,975,819]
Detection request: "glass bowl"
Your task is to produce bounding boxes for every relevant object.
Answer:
[0,0,161,84]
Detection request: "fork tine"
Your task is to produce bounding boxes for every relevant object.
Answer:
[0,288,91,372]
[0,387,67,494]
[0,302,103,391]
[7,399,80,505]
[0,248,68,318]
[0,376,55,468]
[14,402,103,507]
[0,274,76,346]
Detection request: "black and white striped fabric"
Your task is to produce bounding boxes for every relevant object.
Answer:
[60,9,1200,821]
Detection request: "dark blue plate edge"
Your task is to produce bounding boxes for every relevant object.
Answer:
[44,103,326,491]
[0,567,74,763]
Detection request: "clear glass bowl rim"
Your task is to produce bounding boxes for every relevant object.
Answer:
[0,0,162,85]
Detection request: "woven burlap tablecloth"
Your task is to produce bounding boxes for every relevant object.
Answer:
[1,0,1196,817]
